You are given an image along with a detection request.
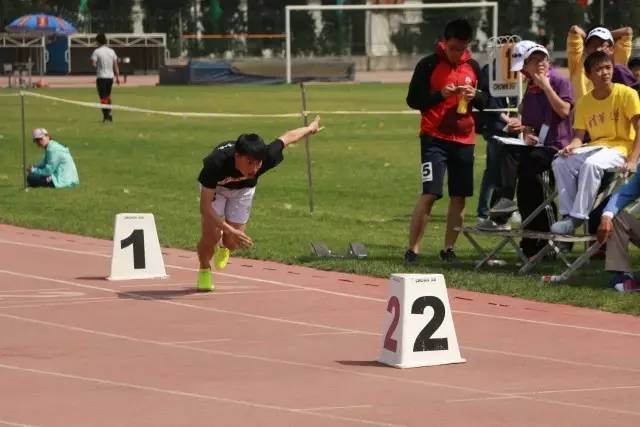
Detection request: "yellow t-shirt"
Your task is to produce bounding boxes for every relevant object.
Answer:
[567,32,632,99]
[574,84,640,157]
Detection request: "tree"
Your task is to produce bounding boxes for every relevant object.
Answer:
[418,0,484,54]
[539,0,585,50]
[587,0,640,30]
[498,0,534,40]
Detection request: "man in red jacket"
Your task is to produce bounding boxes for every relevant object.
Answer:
[404,18,488,265]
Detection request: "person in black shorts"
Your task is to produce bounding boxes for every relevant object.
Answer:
[404,19,488,265]
[196,116,322,292]
[90,33,120,122]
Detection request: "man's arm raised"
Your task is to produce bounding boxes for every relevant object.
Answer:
[278,116,323,148]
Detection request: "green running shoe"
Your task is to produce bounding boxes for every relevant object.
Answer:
[213,247,230,270]
[196,269,214,292]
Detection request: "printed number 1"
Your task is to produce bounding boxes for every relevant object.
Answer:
[121,229,146,269]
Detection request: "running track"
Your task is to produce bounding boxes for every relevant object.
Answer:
[0,224,638,426]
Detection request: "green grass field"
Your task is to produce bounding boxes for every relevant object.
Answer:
[1,83,638,315]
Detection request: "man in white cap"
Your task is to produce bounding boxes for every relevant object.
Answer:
[485,43,574,257]
[567,25,637,99]
[26,128,79,189]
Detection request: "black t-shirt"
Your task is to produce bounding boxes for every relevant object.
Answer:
[198,139,285,189]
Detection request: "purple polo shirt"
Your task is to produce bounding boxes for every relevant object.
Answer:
[521,68,574,150]
[613,64,638,87]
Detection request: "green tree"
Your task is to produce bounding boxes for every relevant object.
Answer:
[498,0,533,39]
[418,0,484,54]
[540,0,585,49]
[587,0,640,30]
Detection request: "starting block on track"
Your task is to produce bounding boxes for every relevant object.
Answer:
[379,274,465,368]
[108,213,167,280]
[310,241,368,259]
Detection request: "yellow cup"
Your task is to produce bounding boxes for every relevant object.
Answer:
[456,96,468,114]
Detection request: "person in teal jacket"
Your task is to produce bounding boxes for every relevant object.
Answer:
[26,128,79,188]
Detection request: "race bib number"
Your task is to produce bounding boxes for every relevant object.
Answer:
[421,162,433,182]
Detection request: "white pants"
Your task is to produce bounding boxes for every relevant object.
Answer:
[212,186,256,224]
[551,147,624,220]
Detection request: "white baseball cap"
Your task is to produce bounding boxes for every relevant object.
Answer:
[32,128,48,139]
[523,44,549,62]
[510,40,537,71]
[586,27,614,44]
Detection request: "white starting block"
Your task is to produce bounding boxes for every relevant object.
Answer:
[108,213,167,280]
[379,274,465,368]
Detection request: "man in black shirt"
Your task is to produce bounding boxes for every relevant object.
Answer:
[196,116,321,291]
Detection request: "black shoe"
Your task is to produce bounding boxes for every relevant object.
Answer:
[439,248,457,262]
[404,249,418,265]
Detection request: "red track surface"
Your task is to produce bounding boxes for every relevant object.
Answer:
[0,223,638,426]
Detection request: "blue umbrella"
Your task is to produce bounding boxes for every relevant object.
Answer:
[5,14,77,76]
[5,14,77,35]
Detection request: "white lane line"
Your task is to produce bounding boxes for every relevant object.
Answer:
[2,268,639,374]
[0,420,36,427]
[0,362,402,427]
[0,297,118,310]
[117,281,240,289]
[447,393,640,417]
[163,338,232,345]
[1,238,639,338]
[449,384,640,403]
[0,287,69,293]
[212,289,307,296]
[2,309,639,419]
[299,405,373,412]
[463,346,640,373]
[0,269,371,335]
[0,291,84,299]
[299,331,360,337]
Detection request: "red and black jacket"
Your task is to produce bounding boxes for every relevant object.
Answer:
[406,42,488,145]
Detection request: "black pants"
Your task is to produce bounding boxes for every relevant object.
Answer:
[496,145,558,257]
[27,173,54,188]
[96,78,113,120]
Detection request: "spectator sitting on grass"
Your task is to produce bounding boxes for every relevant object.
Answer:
[26,128,79,189]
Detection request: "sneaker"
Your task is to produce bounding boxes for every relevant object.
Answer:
[439,248,457,262]
[490,198,518,215]
[196,269,215,292]
[550,217,580,235]
[404,249,418,265]
[476,217,511,231]
[608,272,640,293]
[510,211,522,225]
[213,247,230,270]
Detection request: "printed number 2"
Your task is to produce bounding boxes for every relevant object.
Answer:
[412,296,448,352]
[120,229,146,269]
[383,296,400,352]
[382,295,449,353]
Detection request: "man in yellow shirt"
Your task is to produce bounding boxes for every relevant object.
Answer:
[567,26,636,99]
[551,51,640,235]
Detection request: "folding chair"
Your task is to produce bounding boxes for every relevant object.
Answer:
[539,170,634,282]
[460,170,558,270]
[460,169,626,277]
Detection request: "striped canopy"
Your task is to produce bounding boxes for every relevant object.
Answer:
[5,14,77,35]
